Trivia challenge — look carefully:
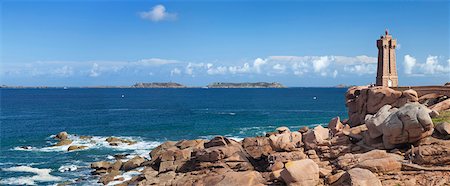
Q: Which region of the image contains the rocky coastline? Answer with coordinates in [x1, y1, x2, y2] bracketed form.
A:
[56, 86, 449, 186]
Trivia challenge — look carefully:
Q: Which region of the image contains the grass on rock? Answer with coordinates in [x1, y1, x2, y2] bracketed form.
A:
[433, 110, 450, 124]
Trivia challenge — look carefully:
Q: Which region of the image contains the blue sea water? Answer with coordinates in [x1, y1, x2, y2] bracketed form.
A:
[0, 88, 348, 185]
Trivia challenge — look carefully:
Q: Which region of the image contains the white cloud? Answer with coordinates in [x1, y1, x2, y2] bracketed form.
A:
[207, 66, 228, 75]
[343, 64, 376, 75]
[171, 55, 378, 77]
[312, 56, 331, 72]
[332, 70, 338, 78]
[404, 55, 416, 74]
[170, 68, 181, 76]
[253, 58, 267, 73]
[53, 66, 74, 77]
[403, 55, 450, 75]
[272, 63, 286, 73]
[89, 63, 100, 77]
[139, 5, 177, 22]
[133, 58, 178, 66]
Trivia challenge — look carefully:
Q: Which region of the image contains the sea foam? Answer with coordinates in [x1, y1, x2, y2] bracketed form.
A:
[13, 134, 161, 156]
[0, 166, 62, 185]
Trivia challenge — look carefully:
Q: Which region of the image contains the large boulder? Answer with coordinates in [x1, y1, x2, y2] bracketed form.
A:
[67, 145, 88, 151]
[280, 159, 319, 186]
[175, 139, 205, 150]
[268, 129, 302, 152]
[332, 168, 382, 186]
[242, 137, 273, 159]
[106, 137, 136, 146]
[328, 117, 344, 136]
[406, 137, 450, 165]
[303, 125, 330, 150]
[55, 131, 69, 140]
[121, 156, 145, 171]
[336, 150, 402, 173]
[429, 99, 450, 112]
[204, 136, 233, 148]
[419, 93, 447, 106]
[150, 141, 177, 159]
[346, 86, 419, 126]
[54, 139, 72, 146]
[91, 161, 112, 175]
[202, 171, 265, 186]
[382, 102, 434, 149]
[365, 105, 398, 139]
[436, 122, 450, 135]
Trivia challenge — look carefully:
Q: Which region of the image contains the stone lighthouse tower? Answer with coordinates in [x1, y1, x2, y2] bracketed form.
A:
[376, 29, 398, 87]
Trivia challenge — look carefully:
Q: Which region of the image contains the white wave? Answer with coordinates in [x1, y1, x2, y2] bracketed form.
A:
[0, 166, 62, 185]
[107, 170, 142, 186]
[13, 146, 35, 151]
[228, 137, 244, 141]
[12, 134, 161, 155]
[58, 165, 77, 172]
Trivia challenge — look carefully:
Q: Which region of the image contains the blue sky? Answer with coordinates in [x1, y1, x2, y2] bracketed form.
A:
[1, 0, 449, 86]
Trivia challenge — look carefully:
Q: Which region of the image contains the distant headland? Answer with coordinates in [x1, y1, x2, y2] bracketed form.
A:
[0, 82, 286, 89]
[132, 82, 186, 88]
[207, 82, 285, 88]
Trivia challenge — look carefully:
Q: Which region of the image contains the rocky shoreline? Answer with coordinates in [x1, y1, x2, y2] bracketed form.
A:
[61, 86, 450, 186]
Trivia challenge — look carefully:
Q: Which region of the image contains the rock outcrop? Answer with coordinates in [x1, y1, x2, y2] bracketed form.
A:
[346, 86, 419, 126]
[332, 168, 382, 186]
[280, 159, 319, 186]
[381, 102, 434, 149]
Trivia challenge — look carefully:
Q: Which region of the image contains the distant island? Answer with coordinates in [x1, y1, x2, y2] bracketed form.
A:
[334, 84, 355, 88]
[131, 82, 186, 88]
[206, 82, 285, 88]
[0, 82, 285, 88]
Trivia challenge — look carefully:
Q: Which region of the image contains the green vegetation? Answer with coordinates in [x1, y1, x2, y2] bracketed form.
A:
[433, 110, 450, 124]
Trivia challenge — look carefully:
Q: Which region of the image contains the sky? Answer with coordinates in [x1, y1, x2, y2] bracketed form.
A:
[1, 0, 449, 87]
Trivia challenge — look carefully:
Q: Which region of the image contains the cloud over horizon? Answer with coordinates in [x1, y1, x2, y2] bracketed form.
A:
[403, 55, 450, 76]
[1, 55, 449, 86]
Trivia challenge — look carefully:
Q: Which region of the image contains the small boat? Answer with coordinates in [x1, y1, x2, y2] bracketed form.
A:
[63, 87, 68, 90]
[121, 94, 125, 98]
[313, 96, 317, 100]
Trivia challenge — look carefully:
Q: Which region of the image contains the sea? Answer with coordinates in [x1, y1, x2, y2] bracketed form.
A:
[0, 88, 348, 185]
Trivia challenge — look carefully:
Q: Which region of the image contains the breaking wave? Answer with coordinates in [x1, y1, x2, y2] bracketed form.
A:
[0, 166, 62, 185]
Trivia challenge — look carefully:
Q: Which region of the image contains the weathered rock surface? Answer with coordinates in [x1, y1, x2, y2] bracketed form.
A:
[430, 98, 450, 112]
[406, 137, 450, 165]
[365, 105, 398, 139]
[268, 129, 302, 152]
[336, 150, 402, 173]
[106, 137, 136, 146]
[121, 156, 145, 171]
[436, 122, 450, 135]
[328, 116, 344, 136]
[54, 139, 73, 146]
[55, 131, 69, 140]
[346, 86, 419, 126]
[332, 168, 382, 186]
[280, 159, 319, 186]
[67, 145, 88, 151]
[419, 93, 448, 106]
[242, 137, 273, 159]
[202, 171, 265, 186]
[382, 102, 434, 149]
[303, 125, 330, 150]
